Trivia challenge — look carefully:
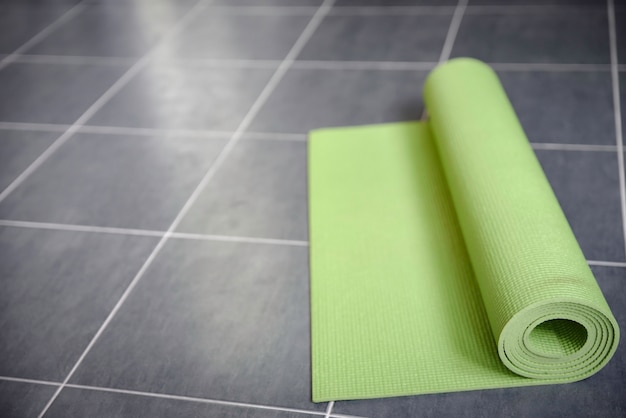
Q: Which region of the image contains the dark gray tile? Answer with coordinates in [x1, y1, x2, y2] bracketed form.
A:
[535, 150, 625, 262]
[70, 240, 324, 412]
[0, 380, 57, 418]
[0, 227, 158, 381]
[0, 133, 227, 230]
[178, 139, 307, 240]
[87, 64, 274, 130]
[0, 63, 127, 124]
[452, 10, 610, 64]
[334, 266, 626, 418]
[619, 64, 626, 110]
[158, 10, 312, 60]
[298, 14, 451, 62]
[0, 0, 80, 4]
[469, 0, 602, 4]
[497, 71, 614, 145]
[27, 2, 192, 58]
[83, 0, 197, 8]
[47, 387, 320, 418]
[616, 8, 626, 65]
[0, 130, 58, 192]
[0, 2, 76, 54]
[209, 0, 322, 5]
[249, 69, 428, 133]
[335, 0, 457, 5]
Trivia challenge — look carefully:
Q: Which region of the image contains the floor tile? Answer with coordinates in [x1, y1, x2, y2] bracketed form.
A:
[27, 2, 191, 58]
[0, 2, 77, 54]
[157, 9, 312, 60]
[83, 0, 197, 9]
[333, 266, 626, 418]
[0, 227, 158, 381]
[535, 150, 625, 262]
[496, 71, 614, 145]
[0, 381, 57, 418]
[0, 62, 127, 124]
[0, 130, 58, 192]
[70, 240, 324, 412]
[616, 9, 626, 65]
[0, 0, 81, 5]
[469, 0, 603, 4]
[451, 10, 610, 64]
[209, 0, 322, 5]
[47, 388, 321, 418]
[87, 64, 274, 130]
[177, 139, 308, 240]
[0, 132, 227, 230]
[335, 0, 457, 5]
[297, 14, 451, 62]
[249, 68, 428, 133]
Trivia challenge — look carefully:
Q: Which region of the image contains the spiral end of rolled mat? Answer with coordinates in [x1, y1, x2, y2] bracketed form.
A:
[499, 301, 620, 381]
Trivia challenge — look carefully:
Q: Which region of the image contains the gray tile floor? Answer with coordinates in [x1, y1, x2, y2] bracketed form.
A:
[0, 0, 624, 417]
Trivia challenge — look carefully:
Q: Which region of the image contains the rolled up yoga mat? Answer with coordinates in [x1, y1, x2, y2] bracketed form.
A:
[308, 58, 620, 402]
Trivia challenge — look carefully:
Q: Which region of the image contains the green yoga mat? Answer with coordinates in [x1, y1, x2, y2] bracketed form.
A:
[308, 58, 620, 402]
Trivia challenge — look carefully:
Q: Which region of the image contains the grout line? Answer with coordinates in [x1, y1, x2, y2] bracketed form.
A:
[0, 220, 165, 238]
[438, 0, 468, 63]
[0, 121, 304, 142]
[171, 231, 309, 247]
[197, 5, 320, 15]
[9, 54, 136, 66]
[172, 58, 282, 69]
[587, 259, 626, 268]
[608, 0, 626, 261]
[0, 121, 71, 133]
[0, 1, 86, 71]
[328, 6, 455, 15]
[5, 55, 618, 72]
[292, 60, 437, 70]
[325, 401, 335, 418]
[63, 384, 327, 416]
[1, 120, 618, 150]
[463, 5, 606, 15]
[0, 376, 61, 387]
[36, 2, 334, 416]
[530, 143, 618, 152]
[489, 63, 611, 72]
[0, 220, 288, 247]
[0, 0, 209, 206]
[0, 219, 311, 248]
[0, 121, 233, 139]
[75, 125, 233, 138]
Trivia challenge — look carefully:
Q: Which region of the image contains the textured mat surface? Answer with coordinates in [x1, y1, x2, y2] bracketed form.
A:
[308, 58, 620, 402]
